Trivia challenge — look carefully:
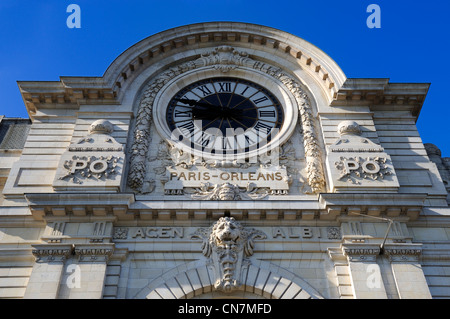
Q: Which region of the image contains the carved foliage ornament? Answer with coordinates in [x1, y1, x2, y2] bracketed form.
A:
[113, 228, 129, 240]
[198, 45, 250, 73]
[327, 227, 341, 240]
[127, 45, 325, 194]
[185, 182, 269, 200]
[191, 217, 266, 293]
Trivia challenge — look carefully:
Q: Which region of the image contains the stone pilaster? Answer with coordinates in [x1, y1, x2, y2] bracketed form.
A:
[24, 244, 73, 299]
[341, 243, 388, 299]
[58, 243, 114, 299]
[383, 244, 431, 299]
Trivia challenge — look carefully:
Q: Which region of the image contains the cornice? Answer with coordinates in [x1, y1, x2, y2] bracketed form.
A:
[74, 243, 115, 262]
[24, 193, 135, 221]
[382, 243, 423, 262]
[18, 22, 348, 118]
[319, 193, 427, 221]
[18, 22, 430, 125]
[31, 243, 73, 262]
[341, 243, 381, 262]
[29, 243, 115, 262]
[18, 78, 118, 117]
[104, 22, 347, 98]
[332, 78, 430, 120]
[22, 191, 440, 223]
[340, 243, 424, 263]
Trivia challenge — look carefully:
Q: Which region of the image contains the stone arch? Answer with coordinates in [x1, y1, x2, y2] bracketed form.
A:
[104, 22, 347, 104]
[133, 260, 324, 299]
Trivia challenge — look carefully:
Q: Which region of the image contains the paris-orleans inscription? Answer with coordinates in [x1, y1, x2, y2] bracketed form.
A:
[168, 169, 286, 185]
[165, 165, 290, 196]
[151, 140, 292, 198]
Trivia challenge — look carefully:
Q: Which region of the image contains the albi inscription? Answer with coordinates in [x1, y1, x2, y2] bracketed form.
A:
[272, 227, 314, 239]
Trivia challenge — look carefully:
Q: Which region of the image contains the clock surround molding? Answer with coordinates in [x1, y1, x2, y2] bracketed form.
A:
[127, 45, 326, 194]
[153, 67, 295, 161]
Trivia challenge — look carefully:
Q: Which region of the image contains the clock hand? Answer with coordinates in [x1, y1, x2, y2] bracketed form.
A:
[174, 98, 218, 109]
[175, 98, 243, 121]
[191, 106, 243, 121]
[176, 98, 237, 116]
[192, 108, 222, 120]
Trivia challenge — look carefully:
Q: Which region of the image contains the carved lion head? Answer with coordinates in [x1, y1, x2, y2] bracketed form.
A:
[211, 217, 243, 246]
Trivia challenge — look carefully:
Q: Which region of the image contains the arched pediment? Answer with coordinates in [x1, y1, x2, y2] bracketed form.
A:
[19, 22, 346, 126]
[133, 260, 324, 299]
[103, 22, 347, 105]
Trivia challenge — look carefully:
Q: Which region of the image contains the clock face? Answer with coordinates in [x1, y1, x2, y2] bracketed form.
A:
[166, 77, 284, 156]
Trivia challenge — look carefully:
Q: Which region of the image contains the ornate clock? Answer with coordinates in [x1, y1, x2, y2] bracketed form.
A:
[128, 45, 326, 196]
[166, 77, 284, 157]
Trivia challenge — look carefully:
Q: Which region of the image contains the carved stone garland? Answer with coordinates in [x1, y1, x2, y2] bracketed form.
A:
[251, 60, 325, 193]
[127, 45, 326, 194]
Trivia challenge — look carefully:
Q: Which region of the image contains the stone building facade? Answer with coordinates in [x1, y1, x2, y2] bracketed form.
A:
[0, 22, 449, 299]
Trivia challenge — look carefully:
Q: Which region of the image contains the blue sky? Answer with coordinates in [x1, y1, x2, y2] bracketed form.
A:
[0, 0, 449, 156]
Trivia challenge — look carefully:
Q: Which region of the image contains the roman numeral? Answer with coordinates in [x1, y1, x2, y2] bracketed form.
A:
[221, 137, 233, 150]
[254, 121, 273, 134]
[195, 132, 213, 147]
[240, 86, 249, 95]
[244, 135, 255, 144]
[218, 82, 232, 92]
[175, 110, 191, 117]
[253, 96, 269, 105]
[177, 121, 195, 136]
[259, 110, 276, 118]
[196, 85, 212, 96]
